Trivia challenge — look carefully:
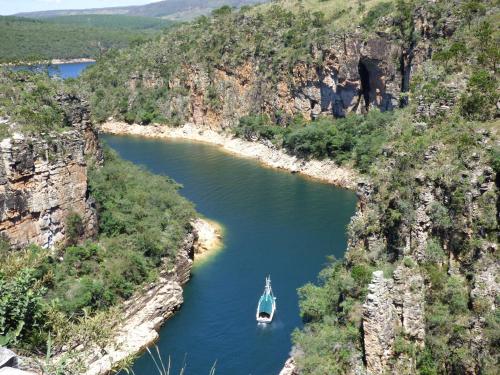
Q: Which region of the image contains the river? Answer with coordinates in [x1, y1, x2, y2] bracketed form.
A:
[103, 134, 357, 375]
[11, 61, 94, 79]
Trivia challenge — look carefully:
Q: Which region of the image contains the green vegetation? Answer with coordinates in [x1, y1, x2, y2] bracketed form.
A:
[234, 110, 395, 172]
[79, 0, 499, 371]
[80, 2, 370, 124]
[0, 69, 69, 136]
[1, 0, 498, 372]
[45, 14, 173, 30]
[0, 15, 174, 63]
[289, 1, 499, 373]
[0, 149, 195, 355]
[17, 0, 264, 21]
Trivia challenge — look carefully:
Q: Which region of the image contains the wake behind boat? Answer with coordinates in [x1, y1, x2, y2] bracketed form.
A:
[256, 276, 276, 323]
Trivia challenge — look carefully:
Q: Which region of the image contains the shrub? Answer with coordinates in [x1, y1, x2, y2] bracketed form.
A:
[0, 269, 45, 346]
[350, 264, 373, 286]
[459, 70, 498, 121]
[445, 276, 469, 315]
[429, 202, 452, 232]
[360, 2, 394, 29]
[65, 212, 84, 245]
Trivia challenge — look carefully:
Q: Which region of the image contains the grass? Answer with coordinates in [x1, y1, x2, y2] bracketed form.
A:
[257, 0, 394, 29]
[120, 346, 217, 375]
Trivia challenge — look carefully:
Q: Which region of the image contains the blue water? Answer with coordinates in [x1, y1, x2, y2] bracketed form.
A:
[103, 135, 357, 375]
[11, 61, 94, 79]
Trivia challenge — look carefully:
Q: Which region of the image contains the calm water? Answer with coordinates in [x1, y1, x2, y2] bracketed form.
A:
[103, 135, 357, 375]
[11, 61, 94, 79]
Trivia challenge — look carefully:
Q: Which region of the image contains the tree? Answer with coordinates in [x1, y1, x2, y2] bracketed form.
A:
[461, 0, 486, 29]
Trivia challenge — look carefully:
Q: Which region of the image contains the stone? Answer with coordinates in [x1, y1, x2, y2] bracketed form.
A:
[362, 267, 425, 374]
[0, 368, 36, 375]
[362, 271, 395, 375]
[279, 357, 298, 375]
[0, 348, 17, 369]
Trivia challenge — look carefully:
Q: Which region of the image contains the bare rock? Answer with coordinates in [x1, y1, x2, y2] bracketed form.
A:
[0, 348, 17, 369]
[363, 267, 425, 375]
[0, 95, 101, 249]
[362, 271, 395, 374]
[279, 357, 298, 375]
[0, 368, 36, 375]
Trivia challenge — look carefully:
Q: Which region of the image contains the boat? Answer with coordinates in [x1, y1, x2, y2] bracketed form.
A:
[256, 276, 276, 323]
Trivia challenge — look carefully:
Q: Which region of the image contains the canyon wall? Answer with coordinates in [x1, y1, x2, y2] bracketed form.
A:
[0, 95, 101, 249]
[131, 33, 404, 131]
[353, 139, 497, 374]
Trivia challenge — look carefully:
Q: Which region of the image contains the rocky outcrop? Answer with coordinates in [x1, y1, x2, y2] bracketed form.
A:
[191, 217, 223, 261]
[157, 34, 402, 131]
[0, 96, 101, 249]
[279, 358, 298, 375]
[362, 266, 425, 375]
[0, 348, 35, 375]
[362, 271, 396, 374]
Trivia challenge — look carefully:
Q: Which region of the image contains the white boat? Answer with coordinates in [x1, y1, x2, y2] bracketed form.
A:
[256, 276, 276, 323]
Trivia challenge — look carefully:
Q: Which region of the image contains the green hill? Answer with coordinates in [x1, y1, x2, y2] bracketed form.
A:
[0, 15, 174, 63]
[45, 14, 173, 30]
[16, 0, 267, 21]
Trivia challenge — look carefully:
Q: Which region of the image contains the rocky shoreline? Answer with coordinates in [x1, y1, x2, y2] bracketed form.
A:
[100, 122, 360, 190]
[81, 218, 222, 375]
[192, 218, 224, 262]
[0, 219, 223, 375]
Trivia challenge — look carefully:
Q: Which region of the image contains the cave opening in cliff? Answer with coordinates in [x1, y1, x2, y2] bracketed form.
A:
[358, 60, 371, 111]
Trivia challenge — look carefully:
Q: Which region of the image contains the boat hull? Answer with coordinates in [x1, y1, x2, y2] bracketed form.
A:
[256, 298, 276, 323]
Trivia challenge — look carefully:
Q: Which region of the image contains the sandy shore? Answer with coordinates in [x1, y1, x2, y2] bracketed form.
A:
[100, 122, 360, 190]
[192, 218, 224, 262]
[50, 58, 96, 65]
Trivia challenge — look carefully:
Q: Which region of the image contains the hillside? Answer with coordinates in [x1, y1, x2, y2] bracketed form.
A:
[16, 0, 268, 21]
[80, 0, 499, 374]
[0, 15, 173, 63]
[45, 14, 173, 30]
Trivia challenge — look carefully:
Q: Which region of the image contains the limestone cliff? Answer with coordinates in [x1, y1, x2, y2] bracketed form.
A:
[131, 34, 404, 131]
[0, 95, 101, 249]
[354, 135, 498, 374]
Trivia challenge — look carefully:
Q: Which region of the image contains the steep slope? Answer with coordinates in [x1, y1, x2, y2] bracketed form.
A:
[83, 0, 499, 374]
[82, 1, 413, 127]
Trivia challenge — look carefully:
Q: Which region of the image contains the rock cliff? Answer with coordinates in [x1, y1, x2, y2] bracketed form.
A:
[132, 34, 404, 131]
[0, 95, 101, 249]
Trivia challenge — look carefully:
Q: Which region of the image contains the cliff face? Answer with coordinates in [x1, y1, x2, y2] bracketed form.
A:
[0, 95, 101, 249]
[350, 140, 499, 374]
[135, 34, 403, 131]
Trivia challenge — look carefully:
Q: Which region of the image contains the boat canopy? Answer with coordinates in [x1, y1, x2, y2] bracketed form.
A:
[258, 293, 274, 315]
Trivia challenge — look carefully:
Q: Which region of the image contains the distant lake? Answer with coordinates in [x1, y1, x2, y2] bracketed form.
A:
[11, 61, 94, 79]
